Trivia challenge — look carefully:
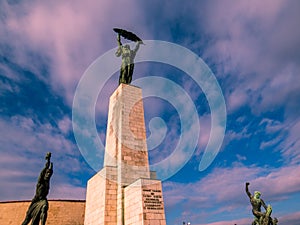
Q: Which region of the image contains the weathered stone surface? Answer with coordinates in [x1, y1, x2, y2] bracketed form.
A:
[104, 84, 150, 186]
[85, 84, 166, 225]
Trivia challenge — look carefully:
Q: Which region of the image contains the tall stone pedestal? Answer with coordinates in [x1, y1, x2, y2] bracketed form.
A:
[84, 84, 166, 225]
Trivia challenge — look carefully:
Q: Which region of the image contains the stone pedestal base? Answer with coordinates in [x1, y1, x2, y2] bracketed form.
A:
[84, 166, 117, 225]
[124, 179, 166, 225]
[85, 174, 166, 225]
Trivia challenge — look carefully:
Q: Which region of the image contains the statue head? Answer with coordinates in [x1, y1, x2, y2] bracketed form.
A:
[254, 191, 261, 199]
[124, 44, 130, 49]
[44, 168, 53, 181]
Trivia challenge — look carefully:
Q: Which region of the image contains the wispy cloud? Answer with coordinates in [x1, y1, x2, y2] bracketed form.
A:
[199, 0, 300, 115]
[1, 1, 299, 224]
[1, 0, 147, 104]
[164, 164, 300, 223]
[0, 115, 92, 201]
[279, 120, 300, 165]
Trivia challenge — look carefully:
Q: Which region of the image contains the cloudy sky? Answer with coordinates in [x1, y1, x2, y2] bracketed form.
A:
[1, 0, 300, 224]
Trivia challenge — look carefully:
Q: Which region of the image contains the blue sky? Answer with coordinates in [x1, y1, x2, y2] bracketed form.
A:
[1, 0, 300, 224]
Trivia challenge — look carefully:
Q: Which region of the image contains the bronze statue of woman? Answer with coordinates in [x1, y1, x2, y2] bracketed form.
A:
[113, 28, 143, 85]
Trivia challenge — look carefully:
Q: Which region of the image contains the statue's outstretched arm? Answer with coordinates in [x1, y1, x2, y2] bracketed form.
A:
[45, 152, 51, 168]
[115, 34, 122, 57]
[245, 182, 252, 198]
[133, 41, 141, 54]
[38, 165, 47, 184]
[117, 34, 122, 47]
[38, 152, 52, 183]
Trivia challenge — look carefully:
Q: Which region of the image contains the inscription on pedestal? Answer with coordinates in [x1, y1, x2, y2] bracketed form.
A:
[143, 189, 164, 211]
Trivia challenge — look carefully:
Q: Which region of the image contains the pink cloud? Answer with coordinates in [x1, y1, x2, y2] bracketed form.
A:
[58, 116, 72, 134]
[278, 211, 300, 225]
[279, 120, 300, 165]
[258, 118, 300, 165]
[2, 0, 148, 105]
[196, 217, 251, 225]
[164, 164, 300, 222]
[199, 0, 300, 114]
[227, 89, 248, 112]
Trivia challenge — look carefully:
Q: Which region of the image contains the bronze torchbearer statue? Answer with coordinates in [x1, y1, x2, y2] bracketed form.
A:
[113, 28, 143, 85]
[245, 182, 278, 225]
[21, 152, 53, 225]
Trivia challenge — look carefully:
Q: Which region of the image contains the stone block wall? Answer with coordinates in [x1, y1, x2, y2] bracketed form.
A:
[104, 84, 150, 186]
[84, 167, 118, 225]
[0, 200, 85, 225]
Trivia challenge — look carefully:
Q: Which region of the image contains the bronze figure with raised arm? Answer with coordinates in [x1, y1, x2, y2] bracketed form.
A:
[115, 30, 142, 85]
[245, 182, 278, 225]
[21, 152, 53, 225]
